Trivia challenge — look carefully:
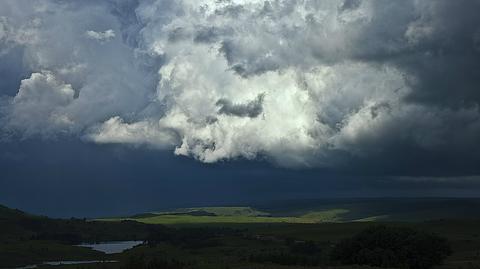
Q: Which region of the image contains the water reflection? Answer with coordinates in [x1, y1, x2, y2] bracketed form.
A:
[16, 260, 117, 269]
[77, 240, 144, 254]
[15, 241, 143, 268]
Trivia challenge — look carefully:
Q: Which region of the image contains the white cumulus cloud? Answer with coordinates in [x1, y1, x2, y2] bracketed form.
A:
[6, 71, 75, 136]
[85, 29, 116, 43]
[1, 0, 480, 170]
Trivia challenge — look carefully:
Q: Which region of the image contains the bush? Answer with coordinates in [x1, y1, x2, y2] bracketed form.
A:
[250, 251, 321, 266]
[288, 240, 321, 255]
[331, 225, 451, 269]
[146, 227, 238, 249]
[122, 254, 185, 269]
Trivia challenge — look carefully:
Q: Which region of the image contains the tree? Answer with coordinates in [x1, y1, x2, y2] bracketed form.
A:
[331, 225, 452, 269]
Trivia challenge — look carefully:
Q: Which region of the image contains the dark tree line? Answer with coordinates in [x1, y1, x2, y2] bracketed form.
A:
[3, 215, 156, 244]
[331, 225, 452, 269]
[146, 227, 241, 249]
[249, 251, 322, 266]
[122, 254, 187, 269]
[249, 240, 322, 266]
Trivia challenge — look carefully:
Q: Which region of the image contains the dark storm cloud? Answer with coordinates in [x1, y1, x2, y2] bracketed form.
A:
[194, 27, 222, 43]
[0, 0, 480, 181]
[216, 93, 265, 118]
[330, 1, 480, 108]
[108, 0, 144, 47]
[340, 0, 361, 11]
[3, 138, 479, 218]
[398, 1, 480, 107]
[219, 40, 281, 77]
[0, 47, 29, 96]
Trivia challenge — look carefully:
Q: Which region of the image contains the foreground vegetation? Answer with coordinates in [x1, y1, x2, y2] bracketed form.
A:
[331, 226, 452, 269]
[2, 199, 480, 269]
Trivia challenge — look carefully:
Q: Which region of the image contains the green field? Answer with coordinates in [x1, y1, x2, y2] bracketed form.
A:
[100, 207, 350, 225]
[99, 198, 480, 225]
[170, 207, 271, 216]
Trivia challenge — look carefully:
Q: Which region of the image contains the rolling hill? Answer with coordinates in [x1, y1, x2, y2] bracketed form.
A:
[101, 198, 480, 225]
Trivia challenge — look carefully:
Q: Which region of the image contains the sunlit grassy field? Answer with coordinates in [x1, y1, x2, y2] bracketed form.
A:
[99, 208, 351, 225]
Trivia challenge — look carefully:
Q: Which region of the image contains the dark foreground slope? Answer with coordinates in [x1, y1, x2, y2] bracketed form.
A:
[2, 200, 480, 269]
[0, 205, 156, 268]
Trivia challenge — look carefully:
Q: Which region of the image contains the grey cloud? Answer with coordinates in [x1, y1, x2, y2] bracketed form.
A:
[0, 0, 157, 134]
[370, 102, 391, 119]
[167, 27, 187, 42]
[340, 0, 361, 11]
[1, 0, 480, 178]
[108, 0, 142, 46]
[194, 27, 221, 43]
[216, 93, 265, 118]
[85, 29, 116, 43]
[219, 40, 280, 77]
[335, 1, 480, 108]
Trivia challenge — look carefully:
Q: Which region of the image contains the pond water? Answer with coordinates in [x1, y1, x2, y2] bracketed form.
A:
[77, 240, 144, 254]
[16, 260, 118, 269]
[15, 241, 143, 268]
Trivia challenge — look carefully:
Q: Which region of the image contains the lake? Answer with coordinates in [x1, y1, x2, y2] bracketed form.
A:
[77, 240, 144, 254]
[16, 260, 118, 269]
[15, 241, 143, 268]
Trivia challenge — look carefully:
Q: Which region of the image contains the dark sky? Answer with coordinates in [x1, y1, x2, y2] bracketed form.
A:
[2, 138, 479, 218]
[1, 0, 480, 217]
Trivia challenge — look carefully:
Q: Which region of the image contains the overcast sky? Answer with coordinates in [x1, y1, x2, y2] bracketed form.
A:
[1, 0, 480, 217]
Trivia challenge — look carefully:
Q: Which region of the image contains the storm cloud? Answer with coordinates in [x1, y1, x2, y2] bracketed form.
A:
[1, 0, 480, 176]
[216, 93, 265, 118]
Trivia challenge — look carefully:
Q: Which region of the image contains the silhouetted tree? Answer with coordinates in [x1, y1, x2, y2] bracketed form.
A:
[289, 240, 321, 255]
[331, 225, 452, 269]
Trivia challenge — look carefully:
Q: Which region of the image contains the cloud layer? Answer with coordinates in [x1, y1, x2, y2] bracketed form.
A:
[1, 0, 480, 172]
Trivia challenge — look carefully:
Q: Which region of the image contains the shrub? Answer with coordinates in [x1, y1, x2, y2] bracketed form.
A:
[250, 251, 321, 266]
[122, 254, 185, 269]
[331, 225, 451, 269]
[288, 240, 321, 255]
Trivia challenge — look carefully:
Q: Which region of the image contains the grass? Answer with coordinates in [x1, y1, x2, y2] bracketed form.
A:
[301, 209, 350, 222]
[100, 209, 351, 225]
[129, 207, 271, 218]
[257, 197, 480, 221]
[0, 240, 105, 268]
[178, 207, 270, 216]
[104, 198, 480, 225]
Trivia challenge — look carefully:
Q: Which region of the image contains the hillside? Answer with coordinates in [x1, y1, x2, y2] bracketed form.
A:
[136, 206, 270, 217]
[0, 204, 156, 268]
[105, 198, 480, 225]
[3, 201, 480, 268]
[0, 204, 30, 219]
[256, 197, 480, 221]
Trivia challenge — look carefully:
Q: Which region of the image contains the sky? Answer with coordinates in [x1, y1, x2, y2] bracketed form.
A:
[1, 0, 480, 217]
